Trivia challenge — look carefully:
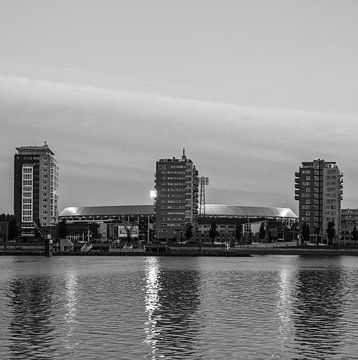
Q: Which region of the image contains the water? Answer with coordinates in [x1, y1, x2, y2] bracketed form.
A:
[0, 255, 358, 359]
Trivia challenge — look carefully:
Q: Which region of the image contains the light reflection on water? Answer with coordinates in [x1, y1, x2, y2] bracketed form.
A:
[0, 255, 358, 359]
[277, 264, 294, 357]
[144, 257, 161, 358]
[63, 271, 78, 352]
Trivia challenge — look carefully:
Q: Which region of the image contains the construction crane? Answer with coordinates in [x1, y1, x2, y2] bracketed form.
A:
[199, 176, 209, 216]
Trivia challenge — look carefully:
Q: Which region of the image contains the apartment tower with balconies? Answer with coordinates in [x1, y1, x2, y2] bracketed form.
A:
[154, 150, 199, 241]
[14, 143, 59, 238]
[295, 159, 343, 241]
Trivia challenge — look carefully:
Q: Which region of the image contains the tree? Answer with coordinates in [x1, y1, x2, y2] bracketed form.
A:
[259, 222, 266, 242]
[121, 219, 136, 245]
[56, 219, 68, 239]
[351, 226, 358, 243]
[234, 222, 242, 245]
[126, 227, 132, 243]
[209, 221, 218, 245]
[326, 221, 336, 247]
[8, 216, 18, 240]
[291, 221, 299, 242]
[185, 222, 193, 242]
[0, 215, 17, 241]
[301, 222, 310, 245]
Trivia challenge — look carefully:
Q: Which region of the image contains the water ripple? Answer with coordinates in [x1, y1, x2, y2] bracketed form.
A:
[0, 256, 358, 359]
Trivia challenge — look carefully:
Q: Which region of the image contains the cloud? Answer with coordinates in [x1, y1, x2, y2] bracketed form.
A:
[1, 74, 358, 213]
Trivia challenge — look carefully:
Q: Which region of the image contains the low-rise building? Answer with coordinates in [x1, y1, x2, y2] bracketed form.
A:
[340, 208, 358, 245]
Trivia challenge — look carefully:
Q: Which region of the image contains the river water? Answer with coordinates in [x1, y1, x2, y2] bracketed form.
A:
[0, 255, 357, 359]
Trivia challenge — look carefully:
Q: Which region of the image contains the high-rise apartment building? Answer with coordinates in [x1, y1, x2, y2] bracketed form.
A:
[154, 150, 199, 241]
[295, 159, 343, 240]
[14, 144, 59, 237]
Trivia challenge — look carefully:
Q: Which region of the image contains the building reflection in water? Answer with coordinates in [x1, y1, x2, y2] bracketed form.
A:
[276, 263, 295, 355]
[7, 275, 55, 359]
[143, 257, 202, 359]
[63, 270, 79, 352]
[293, 257, 345, 358]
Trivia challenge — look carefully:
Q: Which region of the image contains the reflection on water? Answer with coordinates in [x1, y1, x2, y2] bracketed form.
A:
[1, 256, 358, 359]
[276, 264, 295, 357]
[143, 257, 202, 359]
[63, 271, 78, 353]
[7, 276, 55, 359]
[144, 257, 161, 358]
[293, 258, 345, 358]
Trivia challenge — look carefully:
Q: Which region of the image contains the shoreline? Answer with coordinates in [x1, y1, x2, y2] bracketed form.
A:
[2, 247, 358, 256]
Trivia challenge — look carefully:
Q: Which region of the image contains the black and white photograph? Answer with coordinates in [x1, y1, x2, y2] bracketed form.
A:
[1, 1, 358, 359]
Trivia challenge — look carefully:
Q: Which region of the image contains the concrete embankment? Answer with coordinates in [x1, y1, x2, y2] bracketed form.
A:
[236, 247, 358, 256]
[50, 247, 358, 256]
[2, 245, 358, 256]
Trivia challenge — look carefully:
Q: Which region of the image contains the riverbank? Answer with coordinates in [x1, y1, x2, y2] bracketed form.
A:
[2, 246, 358, 256]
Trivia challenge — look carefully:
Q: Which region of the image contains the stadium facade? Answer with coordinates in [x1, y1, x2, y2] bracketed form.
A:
[59, 204, 298, 243]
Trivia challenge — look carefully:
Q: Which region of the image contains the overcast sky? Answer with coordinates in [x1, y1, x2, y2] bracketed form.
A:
[1, 0, 358, 214]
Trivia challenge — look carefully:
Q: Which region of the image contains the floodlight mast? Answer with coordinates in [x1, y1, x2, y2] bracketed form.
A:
[199, 176, 209, 217]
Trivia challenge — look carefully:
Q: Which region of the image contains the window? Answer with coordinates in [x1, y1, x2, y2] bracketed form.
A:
[306, 176, 311, 180]
[306, 200, 311, 204]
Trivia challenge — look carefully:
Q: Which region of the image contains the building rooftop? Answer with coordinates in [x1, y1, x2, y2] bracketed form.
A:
[59, 204, 297, 219]
[16, 143, 55, 155]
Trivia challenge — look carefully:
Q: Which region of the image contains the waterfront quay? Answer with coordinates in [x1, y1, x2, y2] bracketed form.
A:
[2, 242, 358, 256]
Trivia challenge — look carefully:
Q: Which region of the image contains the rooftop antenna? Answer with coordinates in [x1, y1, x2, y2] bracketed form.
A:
[182, 148, 186, 160]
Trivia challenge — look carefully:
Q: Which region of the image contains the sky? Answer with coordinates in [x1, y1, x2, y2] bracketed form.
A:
[1, 0, 358, 214]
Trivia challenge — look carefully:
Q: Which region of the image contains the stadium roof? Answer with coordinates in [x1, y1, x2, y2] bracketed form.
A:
[59, 204, 297, 219]
[205, 204, 297, 218]
[60, 205, 154, 217]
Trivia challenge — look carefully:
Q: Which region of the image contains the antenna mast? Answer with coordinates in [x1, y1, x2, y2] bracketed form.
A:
[199, 176, 209, 216]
